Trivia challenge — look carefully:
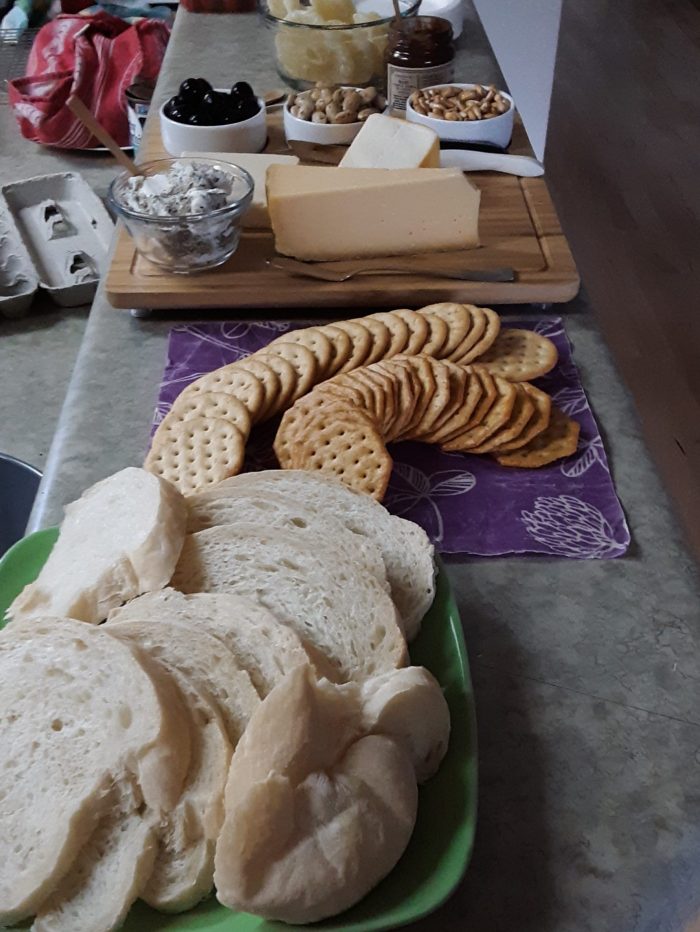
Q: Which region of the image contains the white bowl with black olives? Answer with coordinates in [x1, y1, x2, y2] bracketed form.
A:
[283, 84, 387, 145]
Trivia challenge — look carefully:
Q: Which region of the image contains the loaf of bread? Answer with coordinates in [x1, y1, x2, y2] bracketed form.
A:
[8, 468, 187, 624]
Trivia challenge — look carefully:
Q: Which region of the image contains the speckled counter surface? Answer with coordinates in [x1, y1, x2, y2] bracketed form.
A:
[0, 101, 117, 468]
[27, 8, 700, 932]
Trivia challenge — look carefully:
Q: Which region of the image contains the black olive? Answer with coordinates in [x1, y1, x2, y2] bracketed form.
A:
[231, 81, 255, 100]
[179, 78, 212, 103]
[238, 100, 260, 121]
[200, 90, 219, 110]
[187, 112, 202, 125]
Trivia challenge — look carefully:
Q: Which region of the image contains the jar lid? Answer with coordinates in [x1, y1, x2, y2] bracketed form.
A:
[388, 14, 454, 41]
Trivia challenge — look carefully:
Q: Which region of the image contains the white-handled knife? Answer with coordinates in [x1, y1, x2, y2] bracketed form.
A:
[440, 149, 545, 176]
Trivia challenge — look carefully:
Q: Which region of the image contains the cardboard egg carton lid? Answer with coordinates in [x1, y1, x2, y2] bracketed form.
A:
[0, 171, 114, 315]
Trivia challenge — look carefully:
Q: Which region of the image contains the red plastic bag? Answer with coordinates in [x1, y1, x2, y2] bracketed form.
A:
[8, 12, 169, 149]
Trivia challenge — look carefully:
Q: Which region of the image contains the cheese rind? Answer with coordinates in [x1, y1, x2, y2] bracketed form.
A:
[339, 114, 440, 169]
[267, 165, 480, 261]
[183, 152, 300, 228]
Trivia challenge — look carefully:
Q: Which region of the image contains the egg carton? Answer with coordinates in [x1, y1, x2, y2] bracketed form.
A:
[0, 172, 114, 317]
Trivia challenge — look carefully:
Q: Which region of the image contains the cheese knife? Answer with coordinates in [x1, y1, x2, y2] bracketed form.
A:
[288, 139, 544, 176]
[439, 149, 545, 176]
[269, 256, 516, 283]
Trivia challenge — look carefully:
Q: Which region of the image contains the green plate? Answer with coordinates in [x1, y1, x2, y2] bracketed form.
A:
[0, 532, 477, 932]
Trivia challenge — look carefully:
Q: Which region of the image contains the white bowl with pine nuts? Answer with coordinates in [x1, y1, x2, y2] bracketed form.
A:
[406, 84, 514, 148]
[283, 84, 386, 145]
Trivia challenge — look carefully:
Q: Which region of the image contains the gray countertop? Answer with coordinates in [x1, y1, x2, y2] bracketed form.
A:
[25, 8, 700, 932]
[0, 100, 117, 469]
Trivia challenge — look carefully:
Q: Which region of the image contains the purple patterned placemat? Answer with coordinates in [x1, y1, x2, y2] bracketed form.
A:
[153, 317, 630, 559]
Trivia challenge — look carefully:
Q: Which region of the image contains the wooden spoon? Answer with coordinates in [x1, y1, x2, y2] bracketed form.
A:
[67, 96, 141, 176]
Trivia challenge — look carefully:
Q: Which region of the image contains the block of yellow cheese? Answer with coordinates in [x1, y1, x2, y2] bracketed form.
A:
[339, 114, 440, 169]
[267, 165, 480, 261]
[183, 151, 300, 228]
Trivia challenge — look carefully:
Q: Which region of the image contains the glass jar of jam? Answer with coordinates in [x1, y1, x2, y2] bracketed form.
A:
[385, 16, 455, 111]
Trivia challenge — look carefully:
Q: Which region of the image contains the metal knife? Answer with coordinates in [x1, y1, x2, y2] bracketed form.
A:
[269, 256, 516, 283]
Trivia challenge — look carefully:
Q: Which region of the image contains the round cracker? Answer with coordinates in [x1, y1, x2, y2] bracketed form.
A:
[225, 359, 281, 422]
[445, 305, 487, 362]
[441, 376, 517, 451]
[403, 358, 454, 441]
[495, 383, 552, 452]
[249, 353, 299, 417]
[456, 307, 501, 363]
[264, 341, 319, 399]
[473, 328, 558, 381]
[420, 367, 484, 444]
[145, 414, 245, 496]
[170, 390, 252, 437]
[390, 355, 437, 437]
[318, 325, 354, 377]
[417, 303, 473, 357]
[467, 384, 535, 453]
[420, 314, 450, 357]
[357, 317, 392, 365]
[366, 311, 411, 357]
[494, 406, 579, 467]
[330, 320, 373, 372]
[374, 359, 422, 443]
[390, 309, 431, 355]
[269, 327, 335, 380]
[181, 366, 265, 421]
[287, 406, 392, 501]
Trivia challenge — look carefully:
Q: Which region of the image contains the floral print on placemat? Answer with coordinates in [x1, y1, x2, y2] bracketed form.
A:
[154, 316, 630, 559]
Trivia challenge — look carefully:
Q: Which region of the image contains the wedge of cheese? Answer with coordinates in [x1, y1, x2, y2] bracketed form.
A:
[267, 165, 480, 261]
[183, 152, 300, 228]
[339, 114, 440, 169]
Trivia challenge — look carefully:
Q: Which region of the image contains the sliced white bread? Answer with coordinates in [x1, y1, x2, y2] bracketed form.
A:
[108, 588, 309, 698]
[185, 470, 435, 640]
[214, 666, 417, 924]
[104, 619, 260, 911]
[360, 666, 451, 782]
[186, 489, 391, 594]
[32, 782, 158, 932]
[135, 645, 232, 912]
[105, 618, 260, 750]
[0, 617, 190, 924]
[171, 523, 407, 683]
[8, 468, 187, 624]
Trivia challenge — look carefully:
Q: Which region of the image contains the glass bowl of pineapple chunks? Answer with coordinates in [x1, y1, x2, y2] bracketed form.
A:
[260, 0, 420, 90]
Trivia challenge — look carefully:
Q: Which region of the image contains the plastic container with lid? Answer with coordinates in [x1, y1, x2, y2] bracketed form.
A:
[385, 15, 455, 111]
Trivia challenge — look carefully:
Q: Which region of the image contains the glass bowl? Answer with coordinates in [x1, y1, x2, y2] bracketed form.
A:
[259, 0, 421, 90]
[108, 158, 254, 273]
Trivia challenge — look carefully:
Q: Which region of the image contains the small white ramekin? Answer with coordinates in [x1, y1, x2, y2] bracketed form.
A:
[160, 94, 267, 156]
[282, 100, 364, 146]
[406, 84, 515, 148]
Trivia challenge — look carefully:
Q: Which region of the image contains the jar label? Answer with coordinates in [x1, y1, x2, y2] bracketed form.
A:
[387, 62, 455, 111]
[126, 100, 150, 153]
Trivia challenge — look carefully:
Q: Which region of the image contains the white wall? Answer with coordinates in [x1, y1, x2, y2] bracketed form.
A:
[472, 0, 562, 160]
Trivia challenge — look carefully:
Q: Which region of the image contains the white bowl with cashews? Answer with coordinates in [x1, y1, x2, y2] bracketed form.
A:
[283, 84, 387, 145]
[406, 83, 515, 148]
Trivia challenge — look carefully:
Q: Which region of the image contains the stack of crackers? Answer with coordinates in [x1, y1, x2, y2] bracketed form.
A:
[145, 304, 580, 498]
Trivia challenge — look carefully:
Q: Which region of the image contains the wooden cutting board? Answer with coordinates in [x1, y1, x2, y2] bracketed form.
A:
[105, 108, 579, 310]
